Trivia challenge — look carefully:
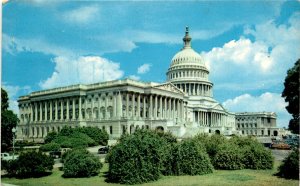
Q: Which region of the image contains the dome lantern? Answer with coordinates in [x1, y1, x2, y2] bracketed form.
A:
[183, 26, 192, 49]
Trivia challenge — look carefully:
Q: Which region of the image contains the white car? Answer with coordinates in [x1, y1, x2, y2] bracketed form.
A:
[1, 153, 18, 161]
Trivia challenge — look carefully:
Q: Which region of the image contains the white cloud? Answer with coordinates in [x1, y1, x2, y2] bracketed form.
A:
[202, 12, 300, 91]
[223, 92, 291, 128]
[62, 5, 100, 24]
[137, 63, 151, 74]
[128, 75, 140, 81]
[2, 33, 74, 56]
[39, 56, 124, 89]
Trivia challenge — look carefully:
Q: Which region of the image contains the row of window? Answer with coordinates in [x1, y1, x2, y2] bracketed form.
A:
[237, 123, 257, 128]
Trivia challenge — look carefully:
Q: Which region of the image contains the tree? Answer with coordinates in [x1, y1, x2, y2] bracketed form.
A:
[1, 88, 19, 151]
[282, 59, 300, 134]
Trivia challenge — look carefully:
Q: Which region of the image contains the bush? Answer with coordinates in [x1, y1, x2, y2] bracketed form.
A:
[213, 143, 244, 170]
[242, 144, 273, 169]
[193, 134, 227, 161]
[53, 133, 96, 148]
[107, 129, 169, 184]
[277, 148, 299, 179]
[170, 140, 213, 176]
[39, 142, 61, 152]
[3, 151, 54, 178]
[230, 136, 274, 169]
[62, 149, 102, 178]
[75, 127, 109, 146]
[44, 131, 58, 143]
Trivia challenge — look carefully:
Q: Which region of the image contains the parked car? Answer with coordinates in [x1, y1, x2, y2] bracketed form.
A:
[49, 151, 62, 159]
[1, 153, 18, 161]
[270, 142, 291, 150]
[98, 146, 109, 154]
[49, 148, 71, 159]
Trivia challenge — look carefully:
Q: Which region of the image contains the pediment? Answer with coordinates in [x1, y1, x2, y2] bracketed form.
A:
[153, 83, 184, 94]
[211, 103, 226, 111]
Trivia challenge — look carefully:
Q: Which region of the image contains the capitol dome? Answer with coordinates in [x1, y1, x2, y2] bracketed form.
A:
[170, 27, 206, 68]
[166, 27, 213, 98]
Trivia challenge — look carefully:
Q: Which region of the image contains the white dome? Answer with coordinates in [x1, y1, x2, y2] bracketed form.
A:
[170, 48, 205, 67]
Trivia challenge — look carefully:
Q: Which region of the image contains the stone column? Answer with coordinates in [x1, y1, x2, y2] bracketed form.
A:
[132, 93, 135, 118]
[105, 95, 108, 119]
[126, 93, 129, 118]
[176, 99, 180, 120]
[113, 93, 117, 118]
[55, 100, 58, 120]
[143, 96, 146, 118]
[50, 101, 53, 121]
[79, 97, 82, 120]
[159, 96, 162, 119]
[60, 100, 64, 120]
[66, 99, 69, 120]
[39, 102, 42, 122]
[181, 100, 184, 121]
[149, 95, 153, 119]
[137, 94, 141, 119]
[154, 95, 157, 119]
[30, 104, 33, 122]
[117, 91, 122, 118]
[72, 98, 75, 120]
[44, 101, 47, 121]
[172, 99, 176, 119]
[164, 97, 167, 119]
[168, 98, 171, 119]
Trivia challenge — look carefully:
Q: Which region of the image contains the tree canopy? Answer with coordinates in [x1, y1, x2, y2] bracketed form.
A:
[1, 88, 19, 151]
[282, 59, 299, 134]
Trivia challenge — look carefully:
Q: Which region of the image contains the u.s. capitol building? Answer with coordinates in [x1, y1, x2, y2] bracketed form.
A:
[17, 27, 282, 140]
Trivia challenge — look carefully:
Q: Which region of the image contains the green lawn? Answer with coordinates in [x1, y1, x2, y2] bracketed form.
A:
[1, 161, 298, 186]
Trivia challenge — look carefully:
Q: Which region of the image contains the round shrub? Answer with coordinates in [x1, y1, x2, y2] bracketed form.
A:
[107, 129, 169, 184]
[39, 142, 61, 152]
[171, 140, 213, 176]
[242, 144, 273, 169]
[230, 136, 274, 169]
[214, 143, 244, 170]
[62, 149, 102, 178]
[44, 131, 58, 143]
[277, 148, 299, 179]
[193, 134, 227, 160]
[3, 151, 54, 178]
[75, 127, 109, 146]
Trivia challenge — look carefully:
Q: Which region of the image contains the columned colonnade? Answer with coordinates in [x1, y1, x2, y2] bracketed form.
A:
[194, 111, 227, 127]
[18, 88, 187, 139]
[174, 83, 212, 96]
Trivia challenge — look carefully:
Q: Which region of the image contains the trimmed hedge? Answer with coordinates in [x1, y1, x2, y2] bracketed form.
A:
[213, 143, 244, 170]
[230, 136, 274, 169]
[171, 140, 213, 175]
[107, 130, 169, 184]
[2, 151, 54, 178]
[277, 148, 299, 179]
[39, 142, 61, 152]
[62, 149, 102, 178]
[43, 126, 108, 148]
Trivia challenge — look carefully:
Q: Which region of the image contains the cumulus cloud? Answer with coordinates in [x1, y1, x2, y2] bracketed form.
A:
[62, 5, 100, 24]
[203, 12, 300, 92]
[137, 63, 151, 74]
[223, 92, 291, 128]
[39, 56, 124, 89]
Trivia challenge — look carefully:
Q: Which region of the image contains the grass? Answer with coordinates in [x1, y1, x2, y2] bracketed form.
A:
[1, 161, 299, 186]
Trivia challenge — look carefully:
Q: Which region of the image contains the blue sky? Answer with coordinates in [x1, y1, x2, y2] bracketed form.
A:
[2, 0, 300, 128]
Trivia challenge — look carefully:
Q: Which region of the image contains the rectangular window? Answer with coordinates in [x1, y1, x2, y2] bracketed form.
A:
[110, 126, 113, 135]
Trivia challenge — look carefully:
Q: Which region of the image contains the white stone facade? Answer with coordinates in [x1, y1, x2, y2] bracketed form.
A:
[17, 27, 278, 140]
[235, 112, 280, 136]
